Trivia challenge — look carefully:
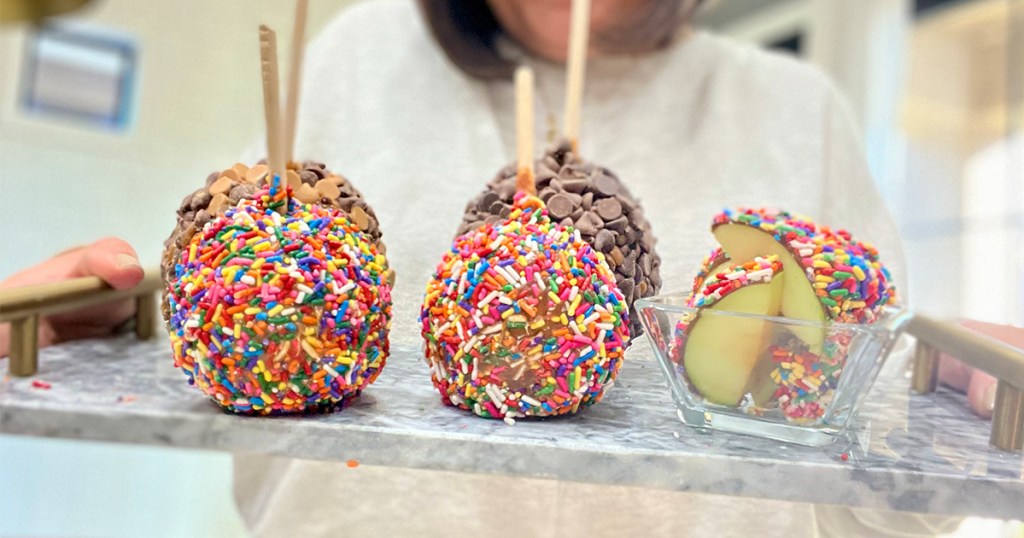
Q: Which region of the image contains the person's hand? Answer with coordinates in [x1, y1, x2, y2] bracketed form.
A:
[938, 320, 1024, 419]
[0, 238, 144, 357]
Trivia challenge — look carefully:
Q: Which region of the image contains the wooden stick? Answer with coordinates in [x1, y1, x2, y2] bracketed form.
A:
[563, 0, 591, 153]
[284, 0, 308, 164]
[515, 65, 536, 195]
[259, 25, 286, 180]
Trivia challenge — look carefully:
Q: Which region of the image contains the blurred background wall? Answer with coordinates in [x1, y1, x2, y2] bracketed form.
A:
[0, 1, 357, 536]
[1, 0, 1021, 536]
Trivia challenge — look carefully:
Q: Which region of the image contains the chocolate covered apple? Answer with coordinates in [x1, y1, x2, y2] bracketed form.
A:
[160, 161, 385, 321]
[457, 0, 661, 337]
[161, 18, 393, 414]
[457, 142, 660, 336]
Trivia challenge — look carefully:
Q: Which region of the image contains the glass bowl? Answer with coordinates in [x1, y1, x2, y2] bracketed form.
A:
[636, 293, 911, 446]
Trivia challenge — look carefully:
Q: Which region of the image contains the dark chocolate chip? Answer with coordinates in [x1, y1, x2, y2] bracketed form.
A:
[618, 255, 634, 276]
[595, 198, 622, 221]
[300, 170, 319, 186]
[606, 216, 629, 233]
[641, 233, 655, 252]
[581, 192, 594, 210]
[497, 182, 516, 199]
[640, 253, 653, 274]
[617, 277, 635, 300]
[575, 211, 602, 237]
[229, 183, 257, 203]
[479, 191, 500, 211]
[594, 229, 616, 253]
[592, 174, 620, 197]
[194, 209, 212, 228]
[561, 178, 588, 193]
[547, 193, 574, 219]
[617, 193, 637, 211]
[536, 171, 557, 188]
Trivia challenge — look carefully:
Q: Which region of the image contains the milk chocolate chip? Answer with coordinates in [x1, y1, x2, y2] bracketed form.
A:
[161, 159, 390, 323]
[454, 139, 662, 336]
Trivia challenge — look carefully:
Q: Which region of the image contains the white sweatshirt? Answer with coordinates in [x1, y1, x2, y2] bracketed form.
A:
[233, 1, 922, 536]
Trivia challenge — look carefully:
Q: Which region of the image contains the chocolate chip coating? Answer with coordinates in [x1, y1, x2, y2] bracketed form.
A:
[161, 160, 389, 322]
[455, 140, 661, 336]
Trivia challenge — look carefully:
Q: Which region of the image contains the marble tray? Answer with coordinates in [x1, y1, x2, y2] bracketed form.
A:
[1, 334, 1021, 519]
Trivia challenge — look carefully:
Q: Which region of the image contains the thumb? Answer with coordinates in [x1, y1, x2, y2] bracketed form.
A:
[76, 237, 145, 290]
[966, 369, 998, 420]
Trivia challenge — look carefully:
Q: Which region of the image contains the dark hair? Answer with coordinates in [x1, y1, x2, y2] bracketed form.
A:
[417, 0, 696, 80]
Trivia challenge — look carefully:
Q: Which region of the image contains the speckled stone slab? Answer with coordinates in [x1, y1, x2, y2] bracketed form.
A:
[1, 335, 1021, 519]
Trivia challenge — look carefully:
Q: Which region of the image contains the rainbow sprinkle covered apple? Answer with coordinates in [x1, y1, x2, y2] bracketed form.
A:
[671, 208, 896, 423]
[161, 160, 386, 321]
[164, 178, 392, 414]
[420, 193, 630, 423]
[456, 141, 661, 337]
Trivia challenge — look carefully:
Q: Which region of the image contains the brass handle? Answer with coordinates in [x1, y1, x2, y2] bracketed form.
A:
[0, 267, 163, 376]
[905, 314, 1024, 452]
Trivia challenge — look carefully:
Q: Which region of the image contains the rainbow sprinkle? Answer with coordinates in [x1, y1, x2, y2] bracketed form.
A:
[420, 193, 630, 422]
[686, 255, 783, 308]
[166, 177, 392, 414]
[712, 207, 895, 323]
[690, 247, 729, 295]
[769, 333, 852, 423]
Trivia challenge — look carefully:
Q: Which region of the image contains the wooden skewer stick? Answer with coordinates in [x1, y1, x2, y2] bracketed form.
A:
[259, 25, 286, 181]
[563, 0, 591, 153]
[515, 65, 536, 195]
[284, 0, 308, 164]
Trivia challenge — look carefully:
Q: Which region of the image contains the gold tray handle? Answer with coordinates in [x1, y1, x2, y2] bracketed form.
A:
[0, 268, 163, 377]
[906, 314, 1024, 452]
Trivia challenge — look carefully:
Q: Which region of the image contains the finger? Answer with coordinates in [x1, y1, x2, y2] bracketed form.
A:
[51, 320, 128, 344]
[959, 319, 1024, 348]
[966, 369, 998, 419]
[937, 355, 972, 393]
[48, 298, 137, 332]
[75, 237, 145, 290]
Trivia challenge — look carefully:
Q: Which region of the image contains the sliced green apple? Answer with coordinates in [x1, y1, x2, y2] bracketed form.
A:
[681, 265, 784, 406]
[713, 223, 826, 352]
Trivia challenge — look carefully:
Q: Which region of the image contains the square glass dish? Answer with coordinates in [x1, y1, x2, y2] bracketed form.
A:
[636, 293, 911, 446]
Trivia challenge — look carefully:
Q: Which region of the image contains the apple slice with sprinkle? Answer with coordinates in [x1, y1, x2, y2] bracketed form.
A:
[712, 208, 896, 353]
[674, 256, 784, 406]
